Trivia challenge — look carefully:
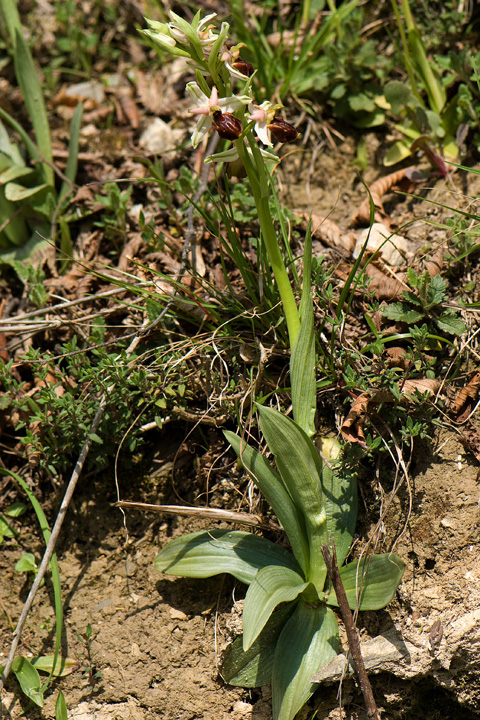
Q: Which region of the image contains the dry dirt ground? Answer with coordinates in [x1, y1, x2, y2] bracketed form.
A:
[2, 135, 480, 719]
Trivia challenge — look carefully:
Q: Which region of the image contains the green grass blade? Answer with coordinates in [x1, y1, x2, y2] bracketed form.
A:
[272, 602, 339, 720]
[153, 529, 302, 585]
[1, 469, 63, 695]
[243, 566, 309, 650]
[13, 29, 54, 186]
[225, 431, 310, 575]
[59, 103, 83, 204]
[291, 224, 316, 437]
[326, 553, 404, 610]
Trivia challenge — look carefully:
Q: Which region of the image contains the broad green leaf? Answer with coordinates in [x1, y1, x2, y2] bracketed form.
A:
[55, 690, 68, 720]
[257, 406, 328, 589]
[384, 81, 413, 115]
[225, 431, 309, 575]
[291, 225, 316, 438]
[316, 438, 357, 567]
[0, 188, 28, 248]
[5, 181, 49, 202]
[31, 655, 77, 677]
[326, 553, 404, 611]
[382, 303, 424, 324]
[384, 140, 412, 166]
[5, 502, 26, 517]
[243, 566, 309, 650]
[154, 529, 302, 585]
[272, 602, 339, 720]
[0, 165, 33, 184]
[435, 313, 466, 336]
[0, 514, 17, 542]
[221, 603, 295, 687]
[15, 552, 37, 573]
[11, 657, 44, 707]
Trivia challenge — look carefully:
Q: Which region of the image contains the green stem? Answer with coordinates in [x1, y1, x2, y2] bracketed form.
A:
[235, 137, 300, 347]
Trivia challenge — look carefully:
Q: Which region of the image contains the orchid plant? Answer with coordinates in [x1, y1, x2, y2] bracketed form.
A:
[142, 12, 405, 720]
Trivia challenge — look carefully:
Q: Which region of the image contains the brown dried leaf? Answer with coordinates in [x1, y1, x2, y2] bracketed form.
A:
[460, 421, 480, 465]
[350, 166, 417, 227]
[340, 392, 370, 445]
[384, 347, 411, 369]
[450, 372, 480, 423]
[116, 87, 140, 129]
[308, 213, 356, 254]
[401, 378, 440, 399]
[363, 264, 406, 300]
[423, 248, 443, 277]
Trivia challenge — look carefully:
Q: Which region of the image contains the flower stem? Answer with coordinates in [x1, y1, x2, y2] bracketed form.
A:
[235, 136, 300, 347]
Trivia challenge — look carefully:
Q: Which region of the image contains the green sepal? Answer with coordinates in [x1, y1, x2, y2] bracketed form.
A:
[325, 553, 404, 611]
[154, 529, 302, 585]
[243, 565, 309, 650]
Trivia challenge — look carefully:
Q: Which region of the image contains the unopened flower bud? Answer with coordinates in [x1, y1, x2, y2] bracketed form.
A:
[231, 57, 255, 77]
[267, 117, 298, 143]
[212, 111, 243, 140]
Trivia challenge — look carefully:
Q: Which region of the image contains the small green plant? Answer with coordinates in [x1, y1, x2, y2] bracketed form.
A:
[0, 502, 26, 545]
[0, 0, 82, 261]
[382, 267, 467, 336]
[384, 0, 468, 170]
[15, 552, 45, 587]
[74, 624, 103, 693]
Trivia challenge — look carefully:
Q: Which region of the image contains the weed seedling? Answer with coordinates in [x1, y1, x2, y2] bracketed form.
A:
[75, 624, 103, 693]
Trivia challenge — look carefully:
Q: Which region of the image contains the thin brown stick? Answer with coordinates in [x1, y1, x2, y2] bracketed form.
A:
[0, 395, 108, 691]
[321, 542, 380, 720]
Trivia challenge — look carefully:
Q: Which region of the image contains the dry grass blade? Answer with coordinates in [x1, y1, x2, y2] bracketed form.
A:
[114, 501, 267, 528]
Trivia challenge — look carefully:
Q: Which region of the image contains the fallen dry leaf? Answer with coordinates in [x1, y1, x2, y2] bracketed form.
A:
[450, 372, 480, 423]
[350, 166, 421, 227]
[341, 379, 440, 444]
[307, 213, 356, 254]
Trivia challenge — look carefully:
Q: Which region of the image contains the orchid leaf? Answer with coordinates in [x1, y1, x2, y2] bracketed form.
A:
[272, 602, 339, 720]
[154, 529, 302, 585]
[257, 406, 328, 590]
[221, 603, 295, 687]
[225, 431, 309, 575]
[243, 565, 309, 650]
[316, 437, 357, 568]
[326, 553, 404, 610]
